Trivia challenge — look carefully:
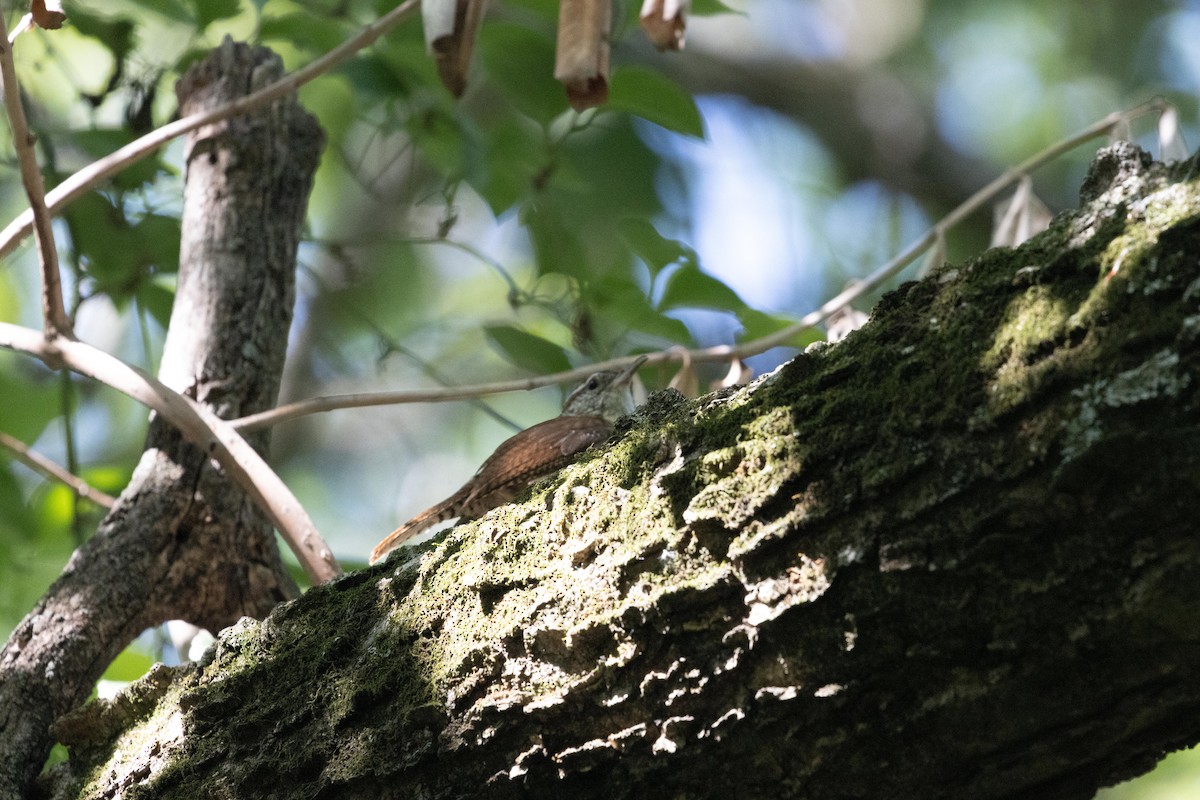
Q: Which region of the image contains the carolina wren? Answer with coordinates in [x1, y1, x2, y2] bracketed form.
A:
[369, 356, 646, 564]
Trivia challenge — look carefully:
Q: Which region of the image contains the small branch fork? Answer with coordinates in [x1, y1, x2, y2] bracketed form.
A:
[231, 98, 1175, 432]
[0, 322, 340, 581]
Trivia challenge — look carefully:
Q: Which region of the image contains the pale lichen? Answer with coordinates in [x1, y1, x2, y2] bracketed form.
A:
[1061, 348, 1190, 463]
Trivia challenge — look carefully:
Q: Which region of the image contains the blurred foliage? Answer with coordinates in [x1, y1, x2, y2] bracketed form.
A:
[0, 1, 1197, 793]
[1097, 747, 1200, 799]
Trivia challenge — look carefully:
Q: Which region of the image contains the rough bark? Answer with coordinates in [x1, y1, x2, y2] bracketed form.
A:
[0, 41, 322, 800]
[39, 144, 1200, 799]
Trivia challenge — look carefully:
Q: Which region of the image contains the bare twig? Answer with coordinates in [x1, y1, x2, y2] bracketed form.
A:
[0, 429, 117, 508]
[0, 322, 342, 583]
[0, 0, 420, 260]
[371, 323, 523, 432]
[719, 97, 1171, 358]
[230, 99, 1171, 432]
[234, 372, 612, 432]
[0, 11, 71, 336]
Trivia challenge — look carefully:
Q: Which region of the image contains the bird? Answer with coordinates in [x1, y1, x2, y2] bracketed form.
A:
[369, 356, 647, 564]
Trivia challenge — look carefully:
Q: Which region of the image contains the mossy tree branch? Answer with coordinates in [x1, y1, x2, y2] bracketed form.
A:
[44, 144, 1200, 799]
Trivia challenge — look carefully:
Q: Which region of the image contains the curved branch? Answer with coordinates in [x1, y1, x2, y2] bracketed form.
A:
[0, 322, 341, 583]
[0, 0, 420, 260]
[231, 99, 1172, 433]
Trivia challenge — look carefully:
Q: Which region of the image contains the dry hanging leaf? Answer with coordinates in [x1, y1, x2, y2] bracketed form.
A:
[422, 0, 488, 97]
[991, 175, 1052, 249]
[825, 305, 869, 343]
[713, 357, 751, 390]
[422, 0, 458, 43]
[1158, 105, 1190, 163]
[555, 0, 611, 111]
[1108, 115, 1133, 145]
[31, 0, 66, 29]
[668, 346, 699, 398]
[825, 279, 869, 343]
[640, 0, 688, 51]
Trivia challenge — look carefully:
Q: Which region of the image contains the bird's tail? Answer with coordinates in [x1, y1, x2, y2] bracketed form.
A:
[369, 494, 462, 565]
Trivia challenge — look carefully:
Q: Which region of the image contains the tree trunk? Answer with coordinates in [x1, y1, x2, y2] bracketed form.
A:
[0, 40, 322, 800]
[38, 144, 1200, 800]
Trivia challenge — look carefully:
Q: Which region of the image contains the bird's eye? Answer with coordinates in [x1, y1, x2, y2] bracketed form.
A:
[587, 377, 599, 390]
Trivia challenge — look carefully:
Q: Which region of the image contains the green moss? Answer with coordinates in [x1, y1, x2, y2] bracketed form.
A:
[981, 286, 1079, 416]
[60, 148, 1200, 798]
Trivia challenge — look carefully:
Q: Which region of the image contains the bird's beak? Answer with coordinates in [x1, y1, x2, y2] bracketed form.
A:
[615, 354, 648, 386]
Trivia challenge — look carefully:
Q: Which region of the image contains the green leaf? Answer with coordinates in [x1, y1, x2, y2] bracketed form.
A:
[336, 54, 409, 100]
[588, 277, 692, 344]
[132, 0, 194, 23]
[555, 115, 663, 221]
[136, 278, 177, 330]
[298, 74, 357, 146]
[0, 368, 57, 446]
[0, 272, 19, 321]
[102, 645, 156, 683]
[66, 195, 181, 302]
[406, 105, 465, 177]
[738, 309, 823, 349]
[34, 484, 78, 539]
[133, 214, 182, 275]
[484, 325, 573, 374]
[479, 115, 545, 215]
[479, 23, 567, 126]
[349, 24, 438, 104]
[692, 0, 739, 15]
[0, 473, 79, 640]
[259, 11, 349, 53]
[608, 67, 704, 139]
[65, 193, 132, 286]
[497, 0, 557, 20]
[620, 219, 697, 276]
[623, 0, 739, 25]
[0, 467, 33, 535]
[81, 464, 133, 499]
[405, 102, 485, 182]
[71, 130, 167, 189]
[659, 264, 746, 312]
[521, 202, 587, 278]
[174, 46, 212, 77]
[69, 10, 135, 60]
[192, 0, 241, 29]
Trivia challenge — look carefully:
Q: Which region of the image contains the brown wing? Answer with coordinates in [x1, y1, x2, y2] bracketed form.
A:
[463, 415, 613, 508]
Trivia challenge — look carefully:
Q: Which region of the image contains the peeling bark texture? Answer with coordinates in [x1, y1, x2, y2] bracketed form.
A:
[41, 144, 1200, 800]
[0, 40, 322, 800]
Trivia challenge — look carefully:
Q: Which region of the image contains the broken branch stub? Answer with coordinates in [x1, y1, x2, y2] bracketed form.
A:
[554, 0, 611, 111]
[422, 0, 488, 97]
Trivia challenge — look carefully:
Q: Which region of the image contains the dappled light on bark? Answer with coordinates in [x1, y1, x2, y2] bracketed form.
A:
[39, 145, 1200, 800]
